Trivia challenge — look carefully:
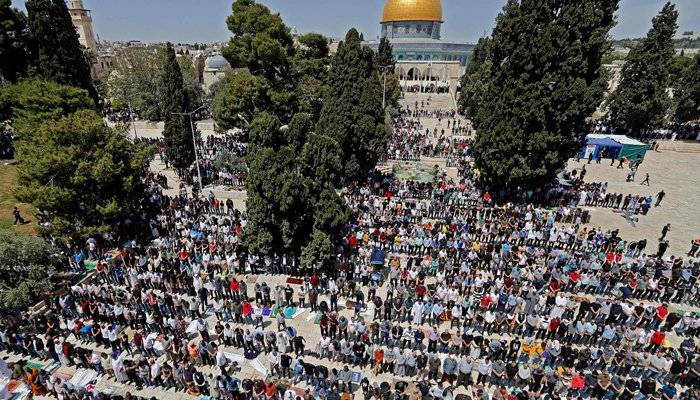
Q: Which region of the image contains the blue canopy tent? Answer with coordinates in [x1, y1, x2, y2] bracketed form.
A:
[580, 136, 623, 160]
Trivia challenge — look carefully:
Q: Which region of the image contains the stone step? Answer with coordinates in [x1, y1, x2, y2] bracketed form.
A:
[655, 140, 700, 153]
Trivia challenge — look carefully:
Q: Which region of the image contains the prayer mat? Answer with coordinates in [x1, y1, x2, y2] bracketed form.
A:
[284, 307, 297, 319]
[23, 362, 44, 371]
[286, 277, 304, 285]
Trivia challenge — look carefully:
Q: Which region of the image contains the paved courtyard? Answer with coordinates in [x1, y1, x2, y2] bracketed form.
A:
[567, 149, 700, 258]
[4, 91, 696, 400]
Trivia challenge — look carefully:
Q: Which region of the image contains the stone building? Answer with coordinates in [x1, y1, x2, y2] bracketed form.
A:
[365, 0, 474, 95]
[68, 0, 111, 80]
[203, 54, 231, 92]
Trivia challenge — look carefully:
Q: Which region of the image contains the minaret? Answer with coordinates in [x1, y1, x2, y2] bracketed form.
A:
[67, 0, 97, 53]
[67, 0, 102, 79]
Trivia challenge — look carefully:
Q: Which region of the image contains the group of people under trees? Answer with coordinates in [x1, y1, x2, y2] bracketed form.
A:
[3, 92, 700, 400]
[188, 135, 248, 189]
[387, 101, 471, 162]
[4, 156, 700, 400]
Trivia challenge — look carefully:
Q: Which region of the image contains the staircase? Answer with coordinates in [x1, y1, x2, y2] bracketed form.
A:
[656, 140, 700, 153]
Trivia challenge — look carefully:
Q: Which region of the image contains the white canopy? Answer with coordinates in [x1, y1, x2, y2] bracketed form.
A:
[587, 134, 646, 146]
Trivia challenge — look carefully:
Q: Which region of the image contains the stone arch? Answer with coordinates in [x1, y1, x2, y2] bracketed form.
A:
[439, 65, 449, 81]
[406, 67, 421, 81]
[424, 65, 439, 82]
[396, 66, 406, 80]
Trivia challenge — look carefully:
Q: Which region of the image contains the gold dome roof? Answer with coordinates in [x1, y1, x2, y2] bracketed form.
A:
[382, 0, 443, 23]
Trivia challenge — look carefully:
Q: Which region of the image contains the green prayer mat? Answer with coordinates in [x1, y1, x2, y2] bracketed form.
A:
[23, 362, 44, 371]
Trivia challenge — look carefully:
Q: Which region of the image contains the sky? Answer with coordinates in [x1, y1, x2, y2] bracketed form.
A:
[10, 0, 700, 44]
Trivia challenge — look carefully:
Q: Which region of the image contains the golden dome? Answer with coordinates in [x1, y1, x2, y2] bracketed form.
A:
[382, 0, 443, 23]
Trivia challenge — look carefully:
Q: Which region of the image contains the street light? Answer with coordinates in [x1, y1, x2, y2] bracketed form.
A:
[236, 113, 250, 127]
[377, 64, 393, 110]
[172, 104, 207, 196]
[127, 101, 138, 139]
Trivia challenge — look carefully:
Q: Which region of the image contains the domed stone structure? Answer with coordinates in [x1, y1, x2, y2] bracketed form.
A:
[365, 0, 473, 95]
[205, 54, 230, 71]
[381, 0, 443, 40]
[382, 0, 443, 23]
[203, 53, 231, 92]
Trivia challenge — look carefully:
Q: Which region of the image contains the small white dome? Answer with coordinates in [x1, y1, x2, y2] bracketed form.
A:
[205, 54, 230, 70]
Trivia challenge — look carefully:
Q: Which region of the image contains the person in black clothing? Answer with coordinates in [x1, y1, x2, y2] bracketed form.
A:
[657, 240, 670, 258]
[656, 190, 666, 207]
[660, 224, 671, 241]
[193, 370, 208, 396]
[280, 353, 292, 378]
[640, 376, 657, 397]
[284, 285, 294, 306]
[13, 207, 25, 225]
[293, 335, 305, 356]
[640, 173, 650, 186]
[637, 239, 647, 255]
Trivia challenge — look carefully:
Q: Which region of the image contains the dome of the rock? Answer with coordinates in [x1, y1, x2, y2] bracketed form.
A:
[382, 0, 443, 23]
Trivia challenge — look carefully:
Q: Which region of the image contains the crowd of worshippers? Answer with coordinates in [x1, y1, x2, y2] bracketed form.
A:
[574, 181, 666, 216]
[165, 135, 248, 189]
[102, 106, 139, 124]
[401, 84, 451, 94]
[387, 109, 471, 161]
[3, 180, 700, 400]
[3, 159, 700, 400]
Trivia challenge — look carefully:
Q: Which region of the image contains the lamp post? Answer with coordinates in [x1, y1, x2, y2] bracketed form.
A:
[377, 65, 393, 110]
[127, 101, 138, 139]
[172, 104, 207, 195]
[237, 113, 250, 127]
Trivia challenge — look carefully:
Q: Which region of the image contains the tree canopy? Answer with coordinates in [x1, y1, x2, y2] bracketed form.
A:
[25, 0, 97, 101]
[107, 45, 204, 121]
[212, 69, 270, 132]
[14, 108, 153, 238]
[222, 0, 294, 84]
[0, 79, 94, 136]
[375, 37, 395, 73]
[219, 2, 388, 268]
[466, 0, 618, 192]
[316, 28, 389, 181]
[458, 37, 491, 117]
[673, 53, 700, 123]
[177, 56, 204, 113]
[0, 0, 28, 82]
[607, 2, 678, 136]
[160, 42, 196, 170]
[217, 0, 329, 128]
[668, 54, 694, 89]
[107, 45, 165, 120]
[373, 37, 400, 110]
[0, 230, 61, 311]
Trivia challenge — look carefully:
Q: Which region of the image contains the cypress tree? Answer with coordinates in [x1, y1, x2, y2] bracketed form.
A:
[673, 54, 700, 123]
[0, 0, 28, 82]
[470, 0, 618, 193]
[160, 42, 195, 171]
[375, 37, 395, 72]
[316, 28, 388, 181]
[607, 2, 678, 137]
[457, 36, 491, 116]
[25, 0, 96, 101]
